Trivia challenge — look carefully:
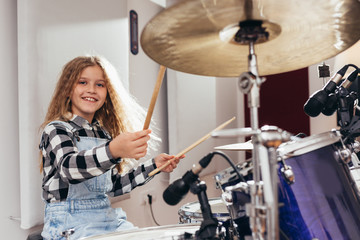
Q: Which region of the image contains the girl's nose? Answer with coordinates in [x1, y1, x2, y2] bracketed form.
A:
[87, 83, 96, 93]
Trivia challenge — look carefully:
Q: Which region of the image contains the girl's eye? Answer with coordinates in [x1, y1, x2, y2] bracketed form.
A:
[97, 83, 105, 87]
[79, 81, 86, 85]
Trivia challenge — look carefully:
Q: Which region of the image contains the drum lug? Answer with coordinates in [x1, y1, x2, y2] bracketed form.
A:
[338, 148, 352, 164]
[278, 155, 295, 185]
[222, 182, 249, 205]
[280, 165, 295, 185]
[222, 189, 233, 205]
[350, 140, 360, 155]
[337, 134, 353, 164]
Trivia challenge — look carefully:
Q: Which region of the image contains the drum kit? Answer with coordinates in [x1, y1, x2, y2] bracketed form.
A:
[87, 0, 360, 239]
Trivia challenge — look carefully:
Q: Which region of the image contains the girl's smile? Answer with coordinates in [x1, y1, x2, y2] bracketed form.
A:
[70, 65, 107, 123]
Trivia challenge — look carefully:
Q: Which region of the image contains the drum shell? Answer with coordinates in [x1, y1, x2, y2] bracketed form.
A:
[278, 135, 360, 240]
[222, 132, 360, 239]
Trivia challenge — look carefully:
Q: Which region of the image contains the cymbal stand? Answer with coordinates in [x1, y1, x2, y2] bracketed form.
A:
[236, 24, 281, 240]
[211, 20, 293, 239]
[238, 44, 276, 240]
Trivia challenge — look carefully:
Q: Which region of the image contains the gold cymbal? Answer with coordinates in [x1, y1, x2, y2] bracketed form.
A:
[214, 140, 253, 151]
[141, 0, 360, 77]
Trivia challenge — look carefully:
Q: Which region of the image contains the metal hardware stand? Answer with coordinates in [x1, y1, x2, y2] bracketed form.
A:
[238, 41, 288, 240]
[212, 20, 293, 240]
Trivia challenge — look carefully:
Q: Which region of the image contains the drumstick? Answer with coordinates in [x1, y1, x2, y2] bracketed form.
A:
[148, 116, 236, 177]
[143, 65, 166, 130]
[135, 66, 166, 160]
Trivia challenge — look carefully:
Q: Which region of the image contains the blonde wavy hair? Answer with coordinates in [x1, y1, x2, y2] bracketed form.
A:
[40, 55, 159, 173]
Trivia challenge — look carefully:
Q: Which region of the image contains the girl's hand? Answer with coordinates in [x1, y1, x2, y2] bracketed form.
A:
[154, 153, 185, 173]
[109, 129, 151, 159]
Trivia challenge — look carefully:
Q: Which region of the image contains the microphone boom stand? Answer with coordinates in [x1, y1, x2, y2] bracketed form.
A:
[190, 179, 220, 240]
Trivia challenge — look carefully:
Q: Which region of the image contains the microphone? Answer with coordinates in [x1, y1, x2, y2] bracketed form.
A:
[339, 69, 359, 89]
[321, 93, 337, 116]
[321, 69, 359, 116]
[163, 152, 214, 205]
[304, 65, 349, 117]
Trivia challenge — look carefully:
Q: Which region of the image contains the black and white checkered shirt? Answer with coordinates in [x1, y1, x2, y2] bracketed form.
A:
[40, 115, 157, 203]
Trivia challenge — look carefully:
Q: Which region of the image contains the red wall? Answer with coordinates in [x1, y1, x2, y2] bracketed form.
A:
[244, 68, 310, 137]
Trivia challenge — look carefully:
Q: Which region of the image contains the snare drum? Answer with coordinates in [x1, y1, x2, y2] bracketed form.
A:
[277, 131, 360, 240]
[178, 198, 230, 223]
[83, 223, 200, 240]
[83, 224, 200, 240]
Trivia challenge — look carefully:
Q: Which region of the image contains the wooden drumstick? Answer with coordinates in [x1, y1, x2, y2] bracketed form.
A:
[143, 65, 166, 130]
[148, 116, 236, 177]
[135, 66, 166, 160]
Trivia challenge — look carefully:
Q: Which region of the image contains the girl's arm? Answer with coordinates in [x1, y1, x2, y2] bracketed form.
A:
[41, 123, 118, 184]
[109, 154, 183, 196]
[109, 158, 157, 196]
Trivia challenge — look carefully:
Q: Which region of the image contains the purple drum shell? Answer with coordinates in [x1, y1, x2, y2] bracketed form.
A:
[278, 144, 360, 240]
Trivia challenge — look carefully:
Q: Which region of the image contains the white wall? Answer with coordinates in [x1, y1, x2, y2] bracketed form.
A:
[0, 0, 44, 239]
[112, 0, 230, 228]
[115, 0, 241, 229]
[17, 0, 131, 232]
[0, 0, 24, 238]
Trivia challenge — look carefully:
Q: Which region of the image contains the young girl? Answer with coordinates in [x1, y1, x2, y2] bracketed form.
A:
[39, 55, 183, 240]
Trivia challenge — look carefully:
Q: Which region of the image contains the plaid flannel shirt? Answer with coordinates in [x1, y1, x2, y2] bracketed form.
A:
[40, 115, 156, 203]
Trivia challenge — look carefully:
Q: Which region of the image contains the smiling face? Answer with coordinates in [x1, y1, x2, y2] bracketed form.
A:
[70, 65, 108, 123]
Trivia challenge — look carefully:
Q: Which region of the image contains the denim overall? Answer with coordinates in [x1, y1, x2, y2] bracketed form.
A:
[42, 122, 134, 240]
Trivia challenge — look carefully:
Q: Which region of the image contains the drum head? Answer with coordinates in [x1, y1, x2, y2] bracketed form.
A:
[83, 224, 200, 240]
[277, 131, 341, 159]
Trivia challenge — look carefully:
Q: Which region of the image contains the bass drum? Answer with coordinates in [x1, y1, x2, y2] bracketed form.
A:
[277, 131, 360, 240]
[83, 224, 200, 240]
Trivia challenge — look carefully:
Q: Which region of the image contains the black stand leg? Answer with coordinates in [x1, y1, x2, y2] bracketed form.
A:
[189, 180, 220, 240]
